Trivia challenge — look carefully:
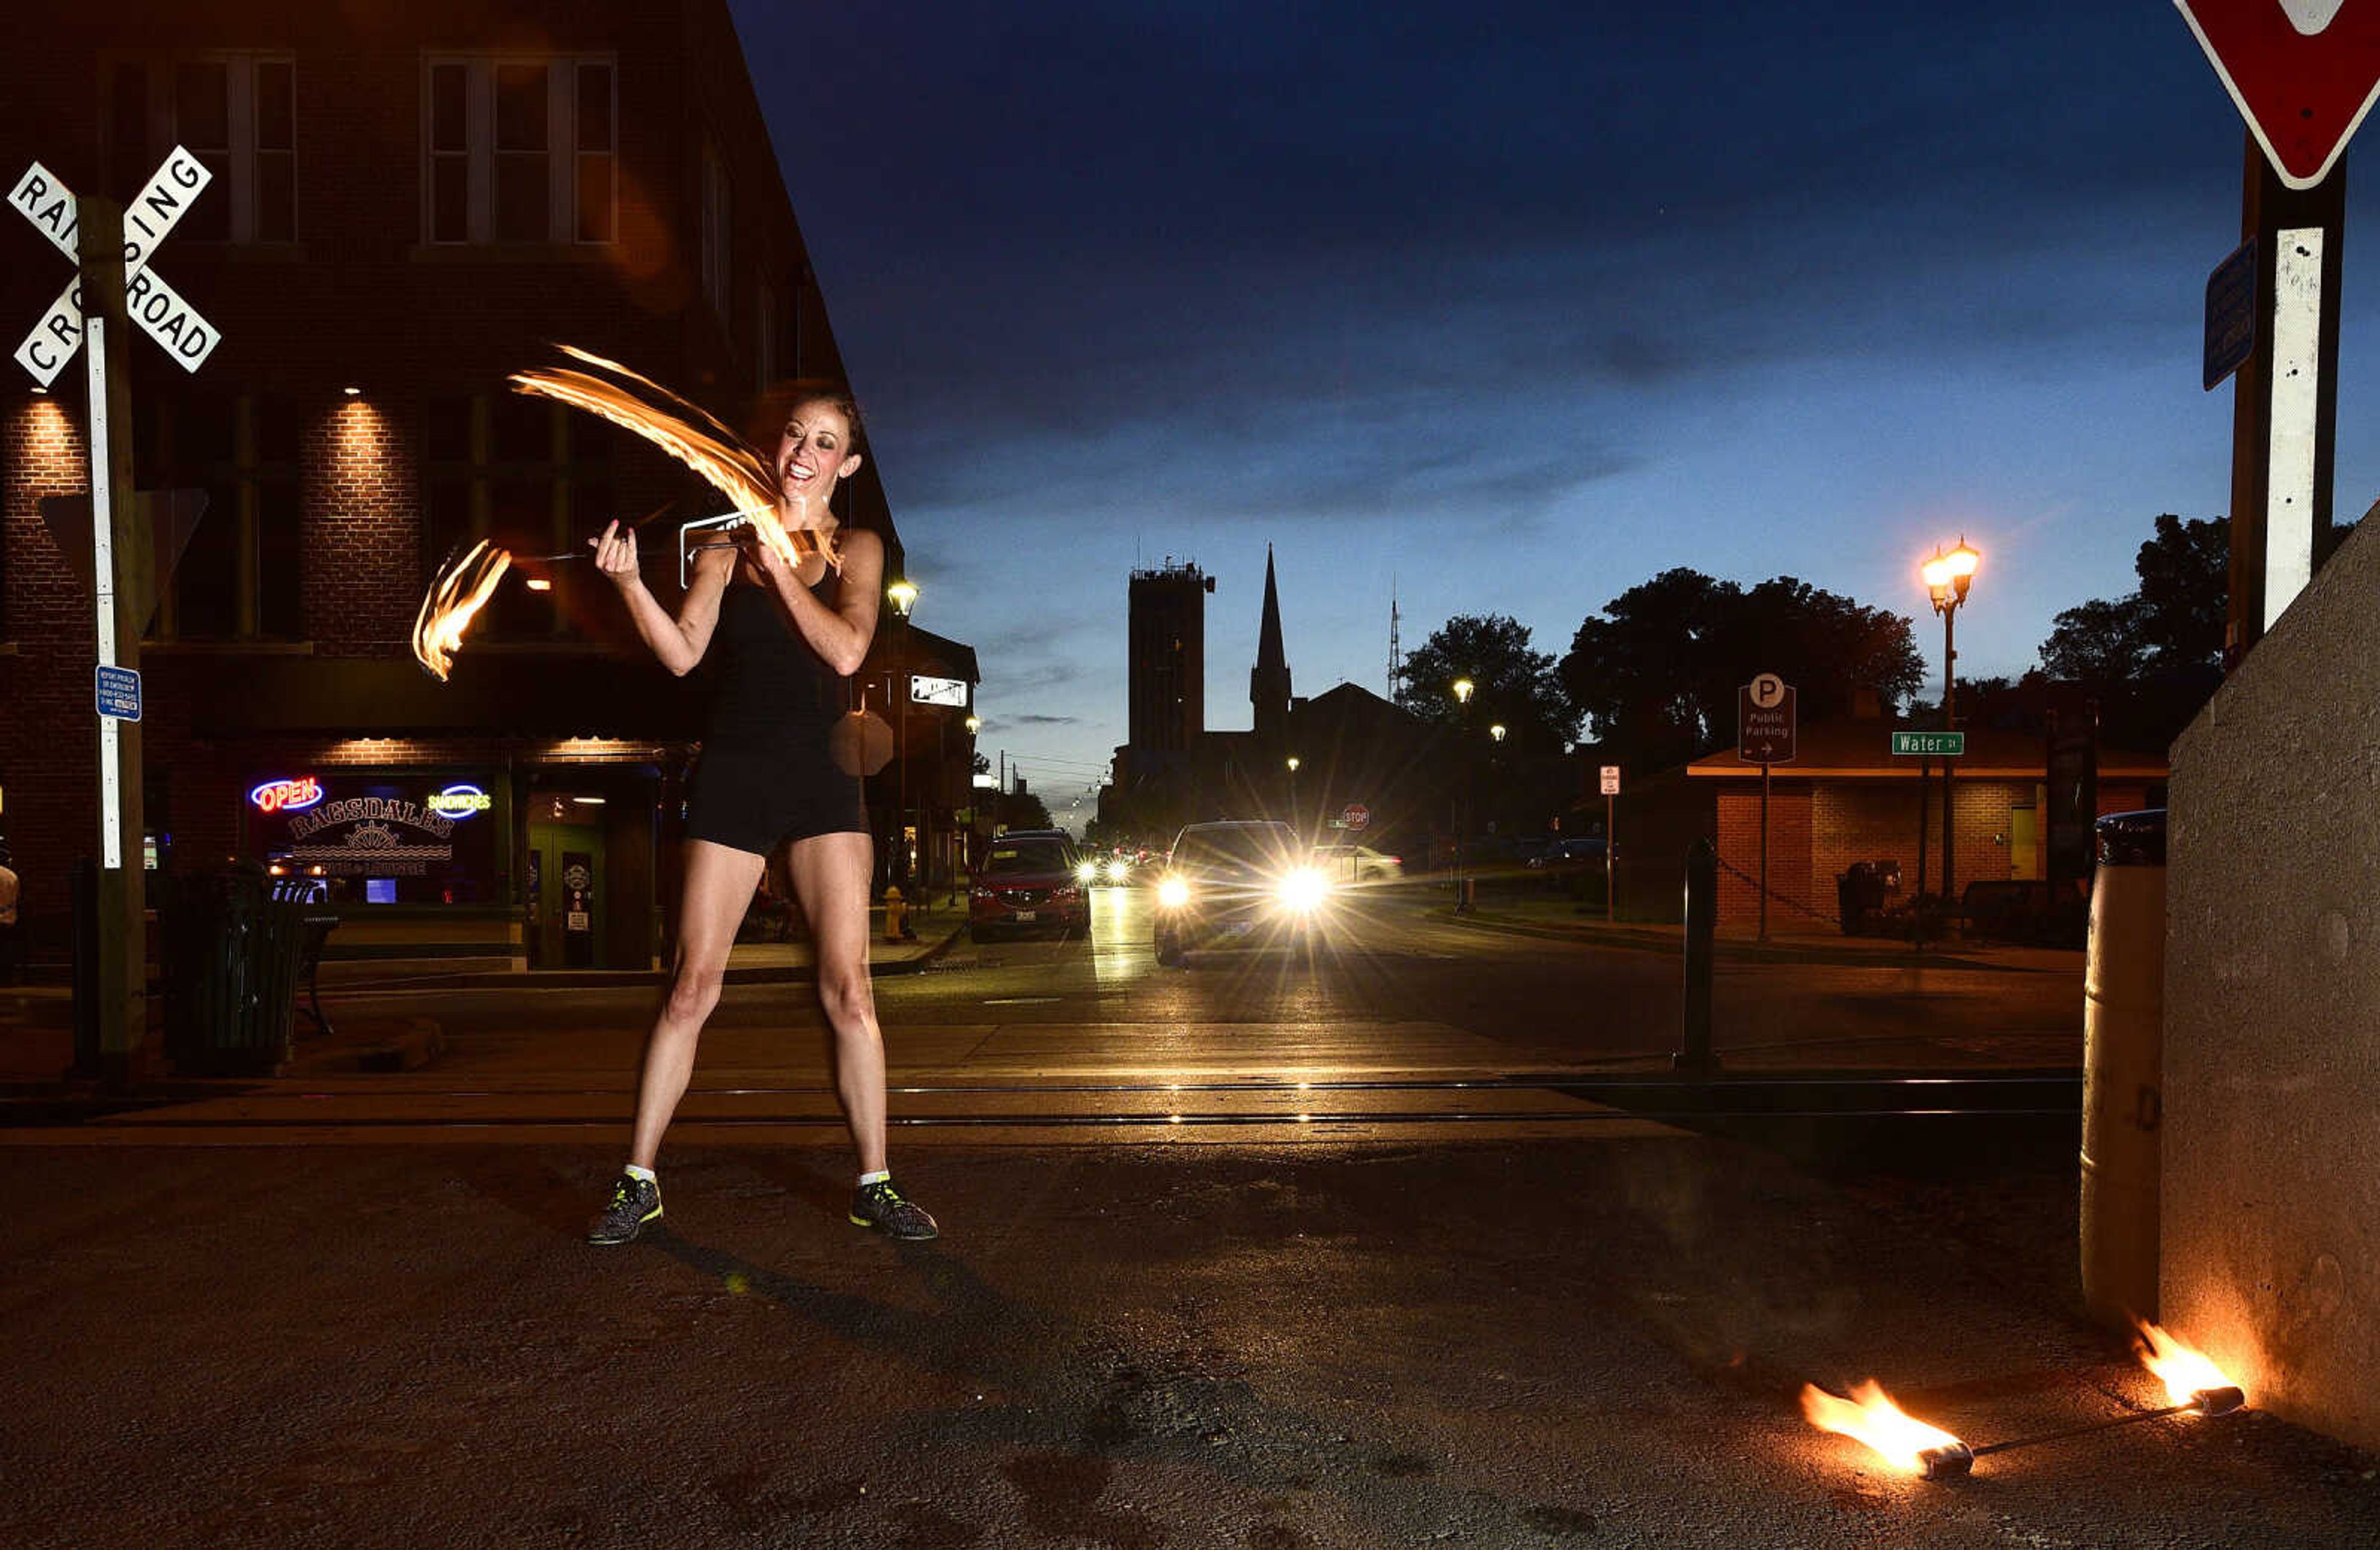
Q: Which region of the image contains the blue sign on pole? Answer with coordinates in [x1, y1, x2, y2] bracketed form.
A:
[95, 664, 142, 721]
[2204, 237, 2257, 392]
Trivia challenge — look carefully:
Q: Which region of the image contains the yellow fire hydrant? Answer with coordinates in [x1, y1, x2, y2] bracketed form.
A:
[883, 885, 907, 941]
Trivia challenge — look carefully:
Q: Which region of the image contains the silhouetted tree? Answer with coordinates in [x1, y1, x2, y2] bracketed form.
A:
[1396, 614, 1580, 752]
[2035, 513, 2355, 753]
[1559, 570, 1923, 773]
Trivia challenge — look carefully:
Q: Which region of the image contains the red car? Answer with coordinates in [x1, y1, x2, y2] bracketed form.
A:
[968, 833, 1091, 941]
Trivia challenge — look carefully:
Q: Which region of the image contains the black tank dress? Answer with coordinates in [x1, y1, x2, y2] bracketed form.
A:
[683, 574, 867, 855]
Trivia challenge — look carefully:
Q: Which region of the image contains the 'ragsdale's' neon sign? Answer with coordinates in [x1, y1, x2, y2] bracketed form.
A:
[250, 776, 324, 814]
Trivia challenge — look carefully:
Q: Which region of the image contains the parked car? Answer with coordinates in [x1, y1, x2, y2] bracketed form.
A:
[1310, 842, 1404, 884]
[1153, 820, 1333, 966]
[1526, 836, 1605, 872]
[969, 833, 1091, 941]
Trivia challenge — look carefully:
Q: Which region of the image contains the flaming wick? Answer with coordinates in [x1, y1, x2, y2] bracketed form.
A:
[1799, 1381, 1970, 1478]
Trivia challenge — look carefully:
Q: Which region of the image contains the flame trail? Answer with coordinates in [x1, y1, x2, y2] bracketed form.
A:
[412, 539, 512, 681]
[509, 347, 833, 572]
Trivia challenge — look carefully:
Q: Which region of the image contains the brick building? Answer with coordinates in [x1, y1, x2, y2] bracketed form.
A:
[2, 0, 974, 970]
[1605, 717, 2166, 930]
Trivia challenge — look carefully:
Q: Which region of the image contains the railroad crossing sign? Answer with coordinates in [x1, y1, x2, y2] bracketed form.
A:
[1736, 673, 1796, 765]
[2174, 0, 2380, 190]
[10, 148, 221, 385]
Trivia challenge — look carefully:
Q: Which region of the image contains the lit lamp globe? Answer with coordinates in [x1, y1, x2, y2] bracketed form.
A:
[1452, 677, 1475, 706]
[886, 578, 919, 617]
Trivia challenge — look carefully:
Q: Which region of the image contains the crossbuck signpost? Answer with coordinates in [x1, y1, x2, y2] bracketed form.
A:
[11, 147, 223, 1082]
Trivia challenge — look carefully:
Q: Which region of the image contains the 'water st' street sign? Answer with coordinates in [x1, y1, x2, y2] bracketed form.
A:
[1892, 731, 1964, 757]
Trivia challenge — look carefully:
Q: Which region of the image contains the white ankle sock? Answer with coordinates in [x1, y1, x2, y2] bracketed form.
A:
[624, 1163, 657, 1184]
[858, 1169, 891, 1187]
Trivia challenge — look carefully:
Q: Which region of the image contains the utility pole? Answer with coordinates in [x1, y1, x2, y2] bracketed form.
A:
[79, 198, 152, 1085]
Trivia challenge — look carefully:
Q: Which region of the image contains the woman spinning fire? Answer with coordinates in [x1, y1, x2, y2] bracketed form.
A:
[583, 381, 937, 1245]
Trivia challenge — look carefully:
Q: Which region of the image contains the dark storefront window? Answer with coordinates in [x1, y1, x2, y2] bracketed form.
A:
[136, 392, 304, 640]
[246, 770, 502, 906]
[421, 391, 616, 643]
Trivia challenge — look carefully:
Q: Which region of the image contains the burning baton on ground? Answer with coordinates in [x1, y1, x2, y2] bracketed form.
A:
[1800, 1319, 2246, 1481]
[410, 345, 836, 682]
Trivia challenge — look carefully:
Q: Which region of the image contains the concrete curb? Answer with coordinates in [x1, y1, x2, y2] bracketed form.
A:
[325, 922, 971, 992]
[1436, 905, 2076, 974]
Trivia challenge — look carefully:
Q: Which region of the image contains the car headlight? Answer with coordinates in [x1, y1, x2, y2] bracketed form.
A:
[1075, 862, 1100, 883]
[1104, 860, 1125, 881]
[1157, 876, 1191, 909]
[1277, 867, 1331, 912]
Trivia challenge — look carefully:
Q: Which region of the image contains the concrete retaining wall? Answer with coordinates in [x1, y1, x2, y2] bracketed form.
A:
[2164, 519, 2380, 1451]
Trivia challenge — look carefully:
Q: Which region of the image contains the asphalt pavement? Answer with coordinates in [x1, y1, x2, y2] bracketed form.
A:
[2, 884, 2373, 1546]
[6, 1135, 2376, 1549]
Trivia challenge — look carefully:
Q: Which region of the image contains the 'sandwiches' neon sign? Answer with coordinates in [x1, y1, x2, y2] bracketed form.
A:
[428, 783, 492, 817]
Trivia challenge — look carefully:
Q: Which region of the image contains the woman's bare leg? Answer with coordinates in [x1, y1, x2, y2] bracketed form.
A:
[783, 830, 886, 1173]
[628, 840, 765, 1170]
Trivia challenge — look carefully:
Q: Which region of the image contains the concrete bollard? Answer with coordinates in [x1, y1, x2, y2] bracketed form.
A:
[2081, 808, 2165, 1328]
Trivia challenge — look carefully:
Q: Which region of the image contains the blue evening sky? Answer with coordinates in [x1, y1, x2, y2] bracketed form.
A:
[727, 1, 2380, 827]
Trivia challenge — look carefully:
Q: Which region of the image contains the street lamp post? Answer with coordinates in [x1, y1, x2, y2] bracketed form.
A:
[1285, 755, 1300, 841]
[886, 577, 919, 897]
[1921, 539, 1980, 917]
[963, 713, 982, 897]
[1452, 677, 1476, 912]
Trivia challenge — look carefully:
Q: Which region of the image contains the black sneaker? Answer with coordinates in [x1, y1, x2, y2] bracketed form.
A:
[586, 1173, 662, 1245]
[849, 1178, 938, 1240]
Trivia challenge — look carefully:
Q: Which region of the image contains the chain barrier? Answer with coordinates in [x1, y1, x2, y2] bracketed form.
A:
[1711, 852, 1844, 928]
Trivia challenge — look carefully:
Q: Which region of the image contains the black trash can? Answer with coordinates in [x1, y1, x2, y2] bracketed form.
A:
[1836, 860, 1874, 934]
[159, 865, 314, 1076]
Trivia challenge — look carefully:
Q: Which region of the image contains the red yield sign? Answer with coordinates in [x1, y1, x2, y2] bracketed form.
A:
[2174, 0, 2380, 188]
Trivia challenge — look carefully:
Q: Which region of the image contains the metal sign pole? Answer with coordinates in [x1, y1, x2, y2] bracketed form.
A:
[1605, 790, 1615, 924]
[2226, 136, 2345, 664]
[1758, 760, 1771, 943]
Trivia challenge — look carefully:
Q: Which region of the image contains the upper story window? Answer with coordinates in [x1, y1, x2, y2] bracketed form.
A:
[104, 53, 296, 243]
[425, 56, 616, 245]
[700, 141, 731, 319]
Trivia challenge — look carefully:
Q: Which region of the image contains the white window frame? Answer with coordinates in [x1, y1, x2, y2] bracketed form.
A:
[422, 53, 617, 245]
[701, 141, 731, 320]
[105, 51, 297, 244]
[756, 281, 777, 391]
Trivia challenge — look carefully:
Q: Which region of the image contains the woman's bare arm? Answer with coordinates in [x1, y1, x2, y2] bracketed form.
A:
[756, 525, 883, 677]
[590, 521, 734, 676]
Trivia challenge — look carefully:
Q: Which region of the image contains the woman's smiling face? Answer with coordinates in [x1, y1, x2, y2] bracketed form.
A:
[775, 399, 862, 503]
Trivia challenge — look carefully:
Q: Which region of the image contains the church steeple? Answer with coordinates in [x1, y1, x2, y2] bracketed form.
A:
[1251, 544, 1292, 745]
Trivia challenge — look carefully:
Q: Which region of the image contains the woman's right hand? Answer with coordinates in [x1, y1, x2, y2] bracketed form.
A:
[589, 520, 640, 589]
